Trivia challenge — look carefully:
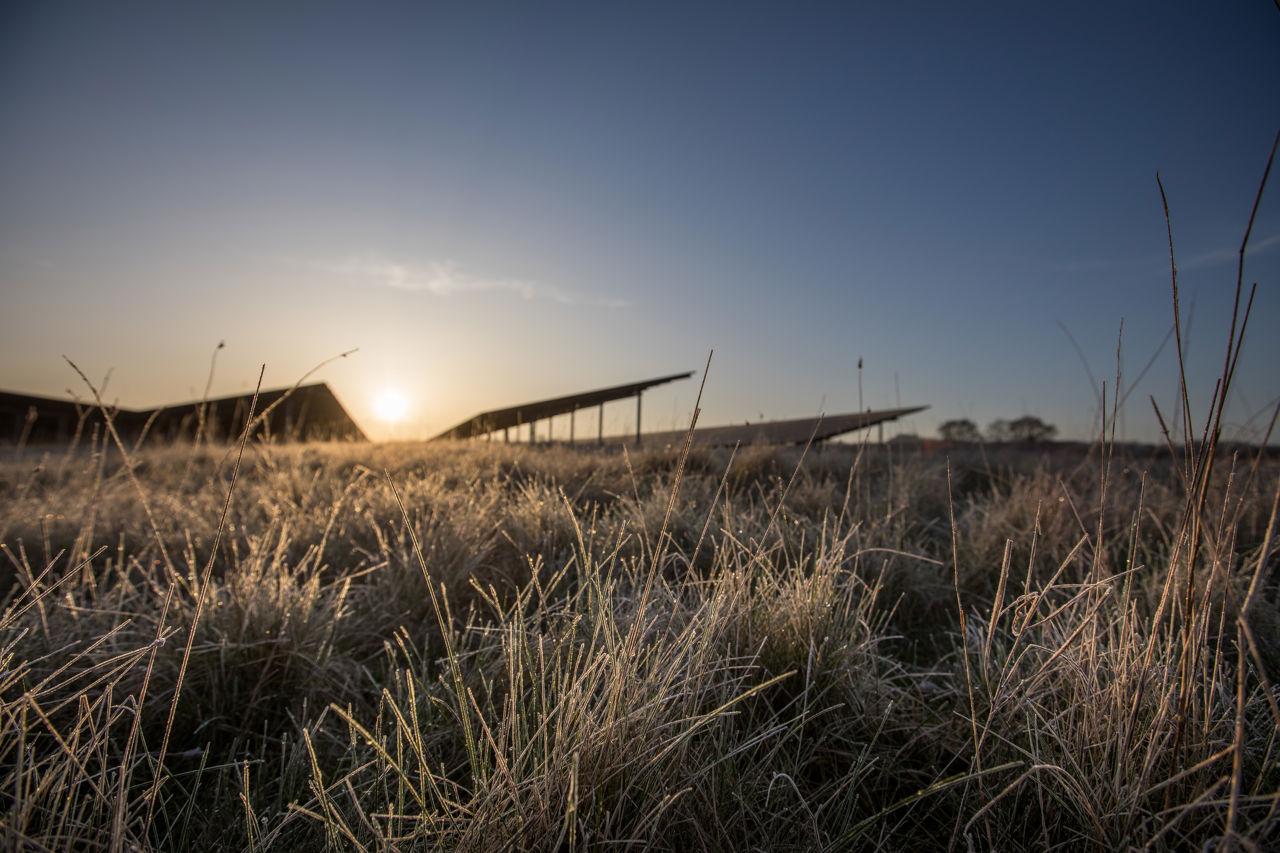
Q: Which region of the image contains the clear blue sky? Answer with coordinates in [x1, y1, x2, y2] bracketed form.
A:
[2, 1, 1277, 441]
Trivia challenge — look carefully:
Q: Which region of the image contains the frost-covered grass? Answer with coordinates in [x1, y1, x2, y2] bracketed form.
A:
[1, 430, 1276, 850]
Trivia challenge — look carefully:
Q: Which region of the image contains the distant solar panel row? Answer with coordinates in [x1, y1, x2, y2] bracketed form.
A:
[0, 383, 365, 445]
[635, 406, 929, 448]
[431, 372, 694, 441]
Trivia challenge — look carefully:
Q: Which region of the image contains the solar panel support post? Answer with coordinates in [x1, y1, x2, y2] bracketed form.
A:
[569, 407, 575, 445]
[504, 427, 509, 443]
[635, 392, 642, 446]
[598, 404, 604, 445]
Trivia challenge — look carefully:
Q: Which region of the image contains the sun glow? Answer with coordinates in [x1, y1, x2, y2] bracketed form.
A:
[372, 388, 410, 423]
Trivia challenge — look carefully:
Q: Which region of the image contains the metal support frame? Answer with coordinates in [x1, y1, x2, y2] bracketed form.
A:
[635, 392, 642, 446]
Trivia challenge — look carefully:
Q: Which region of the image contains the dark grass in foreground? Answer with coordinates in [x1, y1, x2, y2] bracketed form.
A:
[1, 430, 1277, 850]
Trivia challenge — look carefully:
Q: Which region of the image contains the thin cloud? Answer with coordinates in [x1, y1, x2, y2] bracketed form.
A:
[1181, 230, 1280, 270]
[1054, 230, 1280, 274]
[328, 257, 629, 308]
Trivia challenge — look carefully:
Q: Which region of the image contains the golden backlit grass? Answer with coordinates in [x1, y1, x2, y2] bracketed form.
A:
[1, 425, 1276, 850]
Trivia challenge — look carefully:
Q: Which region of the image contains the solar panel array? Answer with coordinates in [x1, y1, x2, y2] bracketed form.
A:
[0, 383, 366, 444]
[629, 406, 929, 448]
[431, 372, 694, 441]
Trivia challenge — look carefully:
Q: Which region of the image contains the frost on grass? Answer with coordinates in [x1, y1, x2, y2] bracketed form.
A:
[1, 435, 1276, 851]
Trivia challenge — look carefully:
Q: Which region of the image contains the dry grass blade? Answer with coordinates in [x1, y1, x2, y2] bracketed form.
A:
[143, 366, 265, 829]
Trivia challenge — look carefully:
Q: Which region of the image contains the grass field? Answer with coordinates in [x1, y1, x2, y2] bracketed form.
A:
[2, 415, 1277, 850]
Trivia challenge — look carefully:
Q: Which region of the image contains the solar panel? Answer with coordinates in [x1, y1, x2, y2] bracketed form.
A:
[431, 372, 694, 441]
[633, 406, 929, 448]
[0, 383, 366, 444]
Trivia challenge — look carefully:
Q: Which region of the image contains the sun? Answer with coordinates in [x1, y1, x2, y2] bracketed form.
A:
[372, 388, 410, 423]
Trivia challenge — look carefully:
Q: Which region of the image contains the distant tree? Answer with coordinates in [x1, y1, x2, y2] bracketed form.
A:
[938, 418, 980, 443]
[1009, 415, 1057, 443]
[986, 419, 1014, 443]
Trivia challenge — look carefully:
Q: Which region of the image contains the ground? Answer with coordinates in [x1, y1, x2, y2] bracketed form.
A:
[1, 437, 1277, 850]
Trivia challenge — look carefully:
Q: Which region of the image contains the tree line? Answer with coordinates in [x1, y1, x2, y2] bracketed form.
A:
[937, 416, 1057, 443]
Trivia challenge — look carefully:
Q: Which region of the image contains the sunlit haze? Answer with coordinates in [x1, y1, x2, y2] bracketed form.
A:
[2, 3, 1277, 442]
[372, 389, 410, 426]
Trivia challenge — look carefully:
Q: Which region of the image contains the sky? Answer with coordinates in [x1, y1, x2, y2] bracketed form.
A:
[2, 1, 1278, 442]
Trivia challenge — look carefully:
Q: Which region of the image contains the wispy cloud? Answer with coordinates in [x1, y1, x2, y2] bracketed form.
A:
[1053, 230, 1280, 274]
[327, 257, 629, 308]
[1180, 231, 1280, 270]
